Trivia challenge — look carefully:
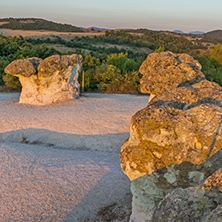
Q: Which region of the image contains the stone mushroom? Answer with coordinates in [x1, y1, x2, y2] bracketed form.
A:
[4, 54, 83, 105]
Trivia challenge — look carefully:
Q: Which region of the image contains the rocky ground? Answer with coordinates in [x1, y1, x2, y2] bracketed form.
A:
[0, 92, 149, 222]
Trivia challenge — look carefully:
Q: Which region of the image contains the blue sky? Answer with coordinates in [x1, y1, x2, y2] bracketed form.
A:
[1, 0, 221, 32]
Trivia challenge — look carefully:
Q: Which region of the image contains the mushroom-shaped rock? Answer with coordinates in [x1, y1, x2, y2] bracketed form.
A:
[4, 54, 83, 105]
[139, 51, 204, 99]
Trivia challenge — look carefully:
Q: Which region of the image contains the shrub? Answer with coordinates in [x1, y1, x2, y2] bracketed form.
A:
[197, 56, 222, 86]
[3, 74, 21, 89]
[94, 64, 122, 92]
[210, 43, 222, 65]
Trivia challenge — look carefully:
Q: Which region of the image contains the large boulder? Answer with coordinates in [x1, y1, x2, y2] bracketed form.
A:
[120, 82, 222, 181]
[120, 52, 222, 221]
[139, 51, 204, 101]
[4, 54, 83, 105]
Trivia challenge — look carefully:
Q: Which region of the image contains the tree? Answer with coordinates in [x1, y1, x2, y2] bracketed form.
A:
[94, 64, 122, 91]
[0, 37, 60, 89]
[107, 53, 128, 72]
[210, 43, 222, 65]
[84, 54, 100, 70]
[3, 74, 21, 89]
[155, 46, 165, 53]
[197, 55, 222, 85]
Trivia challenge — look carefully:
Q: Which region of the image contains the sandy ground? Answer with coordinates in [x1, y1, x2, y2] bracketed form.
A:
[0, 92, 149, 221]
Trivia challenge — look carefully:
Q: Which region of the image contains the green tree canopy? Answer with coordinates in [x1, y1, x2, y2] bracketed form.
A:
[155, 46, 165, 53]
[210, 43, 222, 65]
[84, 54, 100, 70]
[107, 52, 128, 72]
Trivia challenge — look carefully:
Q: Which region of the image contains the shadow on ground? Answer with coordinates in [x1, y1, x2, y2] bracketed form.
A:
[0, 128, 129, 153]
[62, 170, 132, 222]
[0, 129, 132, 221]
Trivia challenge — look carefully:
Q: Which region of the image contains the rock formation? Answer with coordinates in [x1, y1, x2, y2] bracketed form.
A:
[120, 51, 222, 221]
[152, 169, 222, 221]
[139, 51, 204, 102]
[4, 54, 83, 105]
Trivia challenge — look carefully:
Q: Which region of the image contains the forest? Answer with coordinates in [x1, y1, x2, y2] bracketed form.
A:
[105, 30, 207, 54]
[0, 18, 83, 33]
[0, 29, 222, 93]
[26, 29, 207, 56]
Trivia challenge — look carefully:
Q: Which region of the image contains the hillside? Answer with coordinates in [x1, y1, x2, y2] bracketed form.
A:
[88, 26, 109, 30]
[0, 18, 83, 32]
[1, 17, 221, 53]
[107, 29, 208, 55]
[1, 21, 222, 94]
[205, 30, 222, 39]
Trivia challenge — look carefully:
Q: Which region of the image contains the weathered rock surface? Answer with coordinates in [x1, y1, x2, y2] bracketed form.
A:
[4, 54, 83, 105]
[139, 51, 204, 97]
[120, 52, 222, 221]
[120, 82, 222, 181]
[152, 169, 222, 221]
[202, 205, 222, 222]
[120, 83, 222, 221]
[128, 150, 222, 222]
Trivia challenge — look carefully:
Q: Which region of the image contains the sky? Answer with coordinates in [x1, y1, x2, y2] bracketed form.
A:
[0, 0, 222, 32]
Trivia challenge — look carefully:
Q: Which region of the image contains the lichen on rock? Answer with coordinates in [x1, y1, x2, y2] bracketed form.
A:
[152, 169, 222, 221]
[139, 51, 204, 98]
[120, 90, 222, 181]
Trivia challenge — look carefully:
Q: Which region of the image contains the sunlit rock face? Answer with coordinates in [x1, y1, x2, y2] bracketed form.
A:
[4, 54, 83, 105]
[120, 51, 222, 221]
[139, 51, 204, 102]
[121, 68, 222, 182]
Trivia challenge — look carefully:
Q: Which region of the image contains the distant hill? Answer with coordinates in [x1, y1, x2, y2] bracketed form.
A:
[173, 30, 205, 35]
[0, 18, 83, 32]
[173, 30, 185, 34]
[188, 31, 205, 35]
[88, 26, 110, 31]
[205, 30, 222, 39]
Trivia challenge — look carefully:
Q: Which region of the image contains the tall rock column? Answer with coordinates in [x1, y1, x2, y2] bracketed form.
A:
[120, 52, 222, 221]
